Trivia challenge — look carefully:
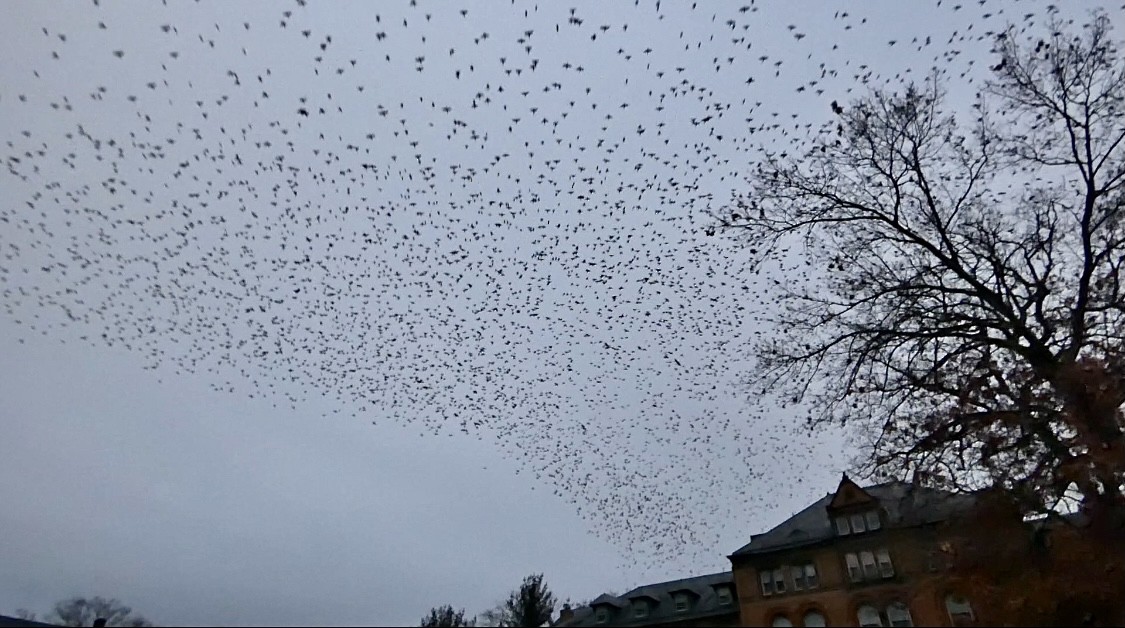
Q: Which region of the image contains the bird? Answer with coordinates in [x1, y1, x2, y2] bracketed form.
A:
[0, 0, 1095, 578]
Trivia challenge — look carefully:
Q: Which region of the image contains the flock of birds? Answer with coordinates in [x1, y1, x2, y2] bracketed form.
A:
[2, 0, 1116, 577]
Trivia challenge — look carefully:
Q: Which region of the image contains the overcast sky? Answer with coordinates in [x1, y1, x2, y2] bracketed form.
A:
[2, 1, 1119, 626]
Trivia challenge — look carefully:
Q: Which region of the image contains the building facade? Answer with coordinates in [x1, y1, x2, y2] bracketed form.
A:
[560, 476, 980, 627]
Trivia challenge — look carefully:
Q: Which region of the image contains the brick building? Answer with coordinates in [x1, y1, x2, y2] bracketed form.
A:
[559, 476, 980, 627]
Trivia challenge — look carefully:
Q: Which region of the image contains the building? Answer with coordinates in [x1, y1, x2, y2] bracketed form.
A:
[556, 571, 740, 627]
[0, 615, 58, 628]
[560, 476, 980, 627]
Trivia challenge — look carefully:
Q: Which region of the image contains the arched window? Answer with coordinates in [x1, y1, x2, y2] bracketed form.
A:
[771, 615, 793, 627]
[857, 604, 882, 627]
[945, 594, 974, 625]
[887, 602, 913, 627]
[802, 610, 827, 627]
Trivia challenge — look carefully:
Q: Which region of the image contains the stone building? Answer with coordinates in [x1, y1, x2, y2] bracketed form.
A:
[559, 476, 981, 627]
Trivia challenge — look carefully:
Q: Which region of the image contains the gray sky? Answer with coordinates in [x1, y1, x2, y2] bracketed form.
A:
[2, 1, 1118, 626]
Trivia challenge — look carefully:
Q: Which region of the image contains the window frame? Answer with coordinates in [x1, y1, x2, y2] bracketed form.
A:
[804, 562, 819, 589]
[856, 604, 883, 628]
[845, 552, 863, 582]
[716, 586, 733, 606]
[772, 568, 787, 594]
[860, 550, 879, 580]
[876, 549, 895, 578]
[887, 601, 913, 627]
[790, 561, 818, 591]
[945, 594, 974, 625]
[672, 592, 690, 613]
[802, 610, 827, 628]
[850, 512, 867, 533]
[760, 569, 775, 596]
[835, 515, 851, 535]
[865, 510, 882, 530]
[594, 607, 609, 625]
[632, 600, 648, 619]
[770, 615, 794, 627]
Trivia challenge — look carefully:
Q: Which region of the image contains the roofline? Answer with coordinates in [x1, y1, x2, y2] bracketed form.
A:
[728, 518, 948, 560]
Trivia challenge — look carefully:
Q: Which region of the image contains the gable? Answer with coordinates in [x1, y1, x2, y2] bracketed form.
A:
[827, 474, 877, 510]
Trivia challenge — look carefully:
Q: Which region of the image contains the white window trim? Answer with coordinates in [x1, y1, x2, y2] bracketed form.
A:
[845, 552, 863, 582]
[850, 512, 867, 533]
[760, 570, 774, 596]
[803, 610, 827, 628]
[866, 510, 882, 530]
[772, 568, 787, 594]
[887, 601, 913, 627]
[860, 551, 878, 579]
[804, 563, 819, 589]
[857, 604, 882, 628]
[876, 549, 895, 578]
[835, 515, 851, 535]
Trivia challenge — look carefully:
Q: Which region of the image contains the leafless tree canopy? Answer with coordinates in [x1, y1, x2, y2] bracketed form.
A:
[49, 596, 153, 628]
[726, 12, 1125, 515]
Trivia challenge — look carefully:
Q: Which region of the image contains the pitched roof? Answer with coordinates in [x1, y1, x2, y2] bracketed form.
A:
[559, 571, 737, 626]
[0, 616, 58, 628]
[729, 480, 974, 557]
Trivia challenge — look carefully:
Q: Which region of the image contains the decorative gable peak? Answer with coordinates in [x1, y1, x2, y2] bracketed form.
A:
[827, 473, 878, 511]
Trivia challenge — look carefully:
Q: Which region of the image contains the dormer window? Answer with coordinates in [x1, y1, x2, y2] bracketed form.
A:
[716, 586, 733, 606]
[594, 607, 609, 624]
[633, 600, 648, 619]
[837, 510, 881, 535]
[673, 592, 690, 612]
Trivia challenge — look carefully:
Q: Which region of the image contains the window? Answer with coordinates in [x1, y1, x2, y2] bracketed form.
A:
[835, 515, 851, 535]
[773, 568, 787, 594]
[887, 602, 913, 627]
[857, 604, 883, 628]
[760, 570, 774, 596]
[771, 616, 793, 627]
[792, 562, 818, 590]
[633, 601, 648, 619]
[850, 513, 867, 533]
[804, 563, 819, 589]
[594, 607, 608, 624]
[673, 593, 690, 613]
[803, 611, 827, 627]
[945, 595, 974, 625]
[866, 510, 882, 530]
[716, 586, 733, 606]
[845, 553, 863, 582]
[876, 549, 895, 578]
[860, 551, 879, 579]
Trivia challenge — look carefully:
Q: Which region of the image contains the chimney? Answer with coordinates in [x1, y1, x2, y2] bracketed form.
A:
[558, 604, 574, 625]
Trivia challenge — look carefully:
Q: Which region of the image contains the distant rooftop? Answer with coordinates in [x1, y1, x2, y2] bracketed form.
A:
[0, 615, 57, 628]
[559, 571, 737, 626]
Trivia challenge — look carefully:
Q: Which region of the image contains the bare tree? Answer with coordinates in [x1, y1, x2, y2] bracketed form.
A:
[48, 596, 153, 627]
[481, 574, 557, 627]
[723, 11, 1125, 521]
[420, 604, 477, 627]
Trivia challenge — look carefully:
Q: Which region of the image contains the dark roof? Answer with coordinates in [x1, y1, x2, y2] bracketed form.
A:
[0, 616, 57, 628]
[559, 571, 737, 627]
[730, 480, 975, 557]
